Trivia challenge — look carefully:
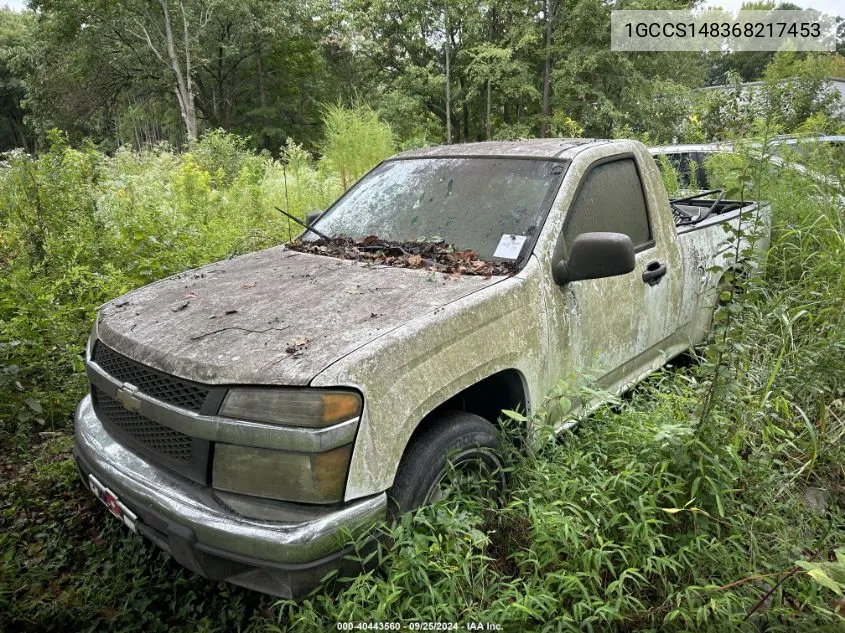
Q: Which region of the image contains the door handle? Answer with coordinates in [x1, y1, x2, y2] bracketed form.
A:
[642, 261, 667, 286]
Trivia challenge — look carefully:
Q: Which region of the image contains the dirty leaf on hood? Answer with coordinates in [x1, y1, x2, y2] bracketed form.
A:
[285, 336, 310, 356]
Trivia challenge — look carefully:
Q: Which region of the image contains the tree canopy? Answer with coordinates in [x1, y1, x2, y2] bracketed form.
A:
[0, 0, 843, 153]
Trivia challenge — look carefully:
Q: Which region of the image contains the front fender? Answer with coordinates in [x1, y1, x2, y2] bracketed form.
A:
[312, 271, 548, 500]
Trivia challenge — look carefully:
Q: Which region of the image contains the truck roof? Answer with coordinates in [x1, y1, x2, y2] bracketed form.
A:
[392, 138, 606, 160]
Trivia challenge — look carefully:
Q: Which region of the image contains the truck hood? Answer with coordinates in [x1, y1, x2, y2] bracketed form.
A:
[96, 246, 504, 386]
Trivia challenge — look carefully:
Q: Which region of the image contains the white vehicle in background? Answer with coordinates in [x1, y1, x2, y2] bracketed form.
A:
[649, 137, 843, 195]
[767, 134, 845, 166]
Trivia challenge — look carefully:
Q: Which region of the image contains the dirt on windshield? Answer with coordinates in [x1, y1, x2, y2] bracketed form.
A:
[287, 236, 518, 278]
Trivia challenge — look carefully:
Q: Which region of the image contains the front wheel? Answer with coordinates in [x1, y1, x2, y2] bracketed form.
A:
[389, 411, 505, 515]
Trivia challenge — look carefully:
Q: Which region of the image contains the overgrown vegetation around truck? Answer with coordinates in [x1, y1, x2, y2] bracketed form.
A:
[0, 119, 395, 443]
[1, 126, 844, 630]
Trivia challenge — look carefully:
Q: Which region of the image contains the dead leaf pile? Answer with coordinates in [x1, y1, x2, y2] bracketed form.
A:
[288, 236, 517, 278]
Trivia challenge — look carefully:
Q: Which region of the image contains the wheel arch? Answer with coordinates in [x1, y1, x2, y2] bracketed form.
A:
[402, 367, 530, 455]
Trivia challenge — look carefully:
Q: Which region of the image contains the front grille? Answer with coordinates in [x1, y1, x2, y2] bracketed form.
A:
[93, 388, 193, 462]
[89, 341, 216, 484]
[92, 342, 210, 412]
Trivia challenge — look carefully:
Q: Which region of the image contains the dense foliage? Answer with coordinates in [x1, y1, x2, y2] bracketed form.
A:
[0, 1, 843, 152]
[0, 120, 399, 442]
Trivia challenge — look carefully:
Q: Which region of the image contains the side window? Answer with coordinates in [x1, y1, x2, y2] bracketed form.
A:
[693, 152, 710, 189]
[563, 158, 652, 252]
[669, 152, 692, 187]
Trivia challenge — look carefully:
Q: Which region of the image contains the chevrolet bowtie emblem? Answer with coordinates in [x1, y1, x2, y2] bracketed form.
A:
[115, 383, 142, 413]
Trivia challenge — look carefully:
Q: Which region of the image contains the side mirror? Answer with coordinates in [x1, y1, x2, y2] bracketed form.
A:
[553, 232, 635, 285]
[305, 210, 325, 226]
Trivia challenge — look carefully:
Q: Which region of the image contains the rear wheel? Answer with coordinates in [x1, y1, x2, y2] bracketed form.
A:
[389, 411, 504, 515]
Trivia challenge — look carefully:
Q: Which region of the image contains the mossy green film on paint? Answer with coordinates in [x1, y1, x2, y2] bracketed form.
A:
[93, 139, 769, 501]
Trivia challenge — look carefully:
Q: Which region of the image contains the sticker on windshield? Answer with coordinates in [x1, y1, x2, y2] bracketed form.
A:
[493, 234, 527, 260]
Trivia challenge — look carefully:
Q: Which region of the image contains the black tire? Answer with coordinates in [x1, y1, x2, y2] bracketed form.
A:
[389, 411, 504, 515]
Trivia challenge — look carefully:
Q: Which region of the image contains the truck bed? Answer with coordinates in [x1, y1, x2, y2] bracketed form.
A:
[670, 190, 757, 233]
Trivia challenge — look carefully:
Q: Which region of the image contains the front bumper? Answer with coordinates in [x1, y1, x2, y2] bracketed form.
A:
[73, 394, 386, 597]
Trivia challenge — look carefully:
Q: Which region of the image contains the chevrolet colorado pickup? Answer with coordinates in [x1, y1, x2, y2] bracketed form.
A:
[74, 139, 770, 597]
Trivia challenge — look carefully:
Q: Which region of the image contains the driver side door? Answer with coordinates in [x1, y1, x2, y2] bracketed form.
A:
[544, 156, 668, 399]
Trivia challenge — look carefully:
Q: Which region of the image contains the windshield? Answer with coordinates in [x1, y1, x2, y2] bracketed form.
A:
[309, 157, 567, 264]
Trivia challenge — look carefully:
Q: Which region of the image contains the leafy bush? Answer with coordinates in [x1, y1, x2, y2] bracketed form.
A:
[0, 128, 345, 443]
[319, 103, 395, 189]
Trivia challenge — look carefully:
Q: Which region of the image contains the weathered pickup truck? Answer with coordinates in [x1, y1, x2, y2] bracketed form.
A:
[74, 139, 769, 598]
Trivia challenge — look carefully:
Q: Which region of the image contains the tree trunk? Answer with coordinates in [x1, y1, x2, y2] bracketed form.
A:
[257, 44, 267, 111]
[11, 116, 28, 151]
[213, 43, 224, 123]
[540, 0, 555, 138]
[160, 0, 198, 140]
[256, 41, 269, 150]
[486, 78, 491, 139]
[462, 94, 469, 141]
[444, 0, 451, 144]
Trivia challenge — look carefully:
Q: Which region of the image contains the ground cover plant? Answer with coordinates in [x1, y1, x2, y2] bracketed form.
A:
[1, 122, 844, 631]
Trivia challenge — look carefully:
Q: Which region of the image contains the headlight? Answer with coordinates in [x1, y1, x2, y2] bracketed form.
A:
[214, 387, 362, 504]
[219, 388, 362, 428]
[213, 443, 353, 504]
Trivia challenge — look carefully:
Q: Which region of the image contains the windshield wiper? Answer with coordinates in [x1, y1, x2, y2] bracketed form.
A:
[275, 206, 334, 243]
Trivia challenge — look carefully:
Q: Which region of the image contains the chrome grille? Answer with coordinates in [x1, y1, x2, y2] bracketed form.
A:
[93, 388, 193, 462]
[92, 342, 209, 412]
[88, 341, 215, 483]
